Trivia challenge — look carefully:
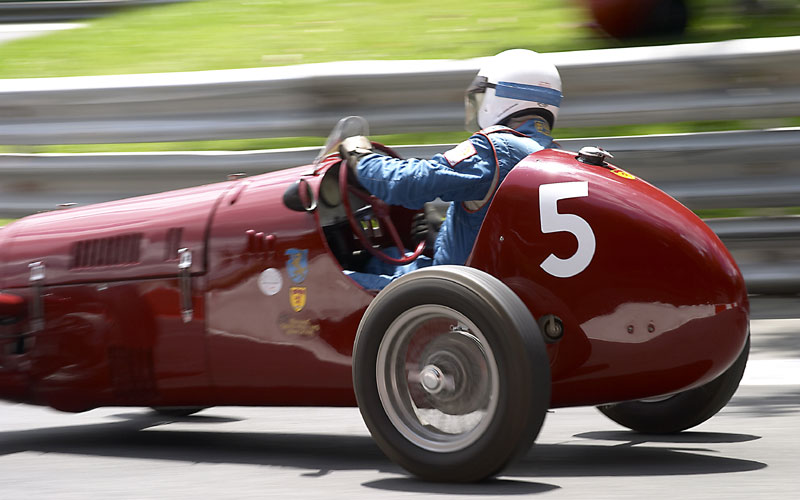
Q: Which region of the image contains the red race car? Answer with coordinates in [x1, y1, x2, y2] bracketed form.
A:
[583, 0, 689, 39]
[0, 117, 749, 482]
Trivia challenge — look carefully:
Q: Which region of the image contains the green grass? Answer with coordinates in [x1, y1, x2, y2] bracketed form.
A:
[0, 0, 592, 78]
[1, 0, 799, 79]
[0, 0, 799, 153]
[695, 207, 800, 218]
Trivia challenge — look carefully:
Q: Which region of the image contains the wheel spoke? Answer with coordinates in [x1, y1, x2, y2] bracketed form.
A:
[380, 213, 407, 251]
[339, 160, 426, 265]
[346, 184, 374, 204]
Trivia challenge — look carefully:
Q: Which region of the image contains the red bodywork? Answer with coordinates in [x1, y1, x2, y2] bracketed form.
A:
[583, 0, 688, 39]
[0, 149, 748, 412]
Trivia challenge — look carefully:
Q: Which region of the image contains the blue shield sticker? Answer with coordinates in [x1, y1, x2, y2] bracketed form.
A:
[285, 248, 309, 283]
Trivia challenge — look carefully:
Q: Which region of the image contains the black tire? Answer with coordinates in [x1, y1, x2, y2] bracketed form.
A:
[150, 406, 207, 417]
[597, 336, 750, 433]
[352, 266, 550, 482]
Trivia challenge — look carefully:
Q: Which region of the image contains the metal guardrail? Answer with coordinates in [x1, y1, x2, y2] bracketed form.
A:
[1, 130, 798, 295]
[1, 36, 800, 144]
[0, 0, 193, 23]
[2, 128, 798, 215]
[1, 37, 799, 293]
[705, 217, 800, 295]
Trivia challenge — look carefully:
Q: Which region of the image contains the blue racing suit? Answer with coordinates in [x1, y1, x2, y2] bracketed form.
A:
[346, 117, 556, 290]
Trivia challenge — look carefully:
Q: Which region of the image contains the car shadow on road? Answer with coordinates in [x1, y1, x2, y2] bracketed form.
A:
[0, 410, 395, 473]
[507, 430, 766, 478]
[361, 477, 560, 495]
[0, 411, 766, 494]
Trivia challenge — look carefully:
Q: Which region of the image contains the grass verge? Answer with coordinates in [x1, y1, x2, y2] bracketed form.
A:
[0, 0, 798, 80]
[0, 0, 798, 152]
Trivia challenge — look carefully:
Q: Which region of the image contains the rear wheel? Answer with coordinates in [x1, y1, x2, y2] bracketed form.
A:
[597, 336, 749, 433]
[353, 266, 550, 482]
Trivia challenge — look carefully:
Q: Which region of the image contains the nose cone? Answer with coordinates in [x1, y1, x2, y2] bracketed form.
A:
[469, 149, 749, 407]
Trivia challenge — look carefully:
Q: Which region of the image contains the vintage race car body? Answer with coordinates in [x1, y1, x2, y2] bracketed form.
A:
[0, 163, 373, 411]
[0, 132, 749, 481]
[470, 149, 748, 408]
[0, 149, 749, 409]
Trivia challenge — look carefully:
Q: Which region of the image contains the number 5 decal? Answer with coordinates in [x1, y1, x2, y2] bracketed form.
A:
[539, 181, 595, 278]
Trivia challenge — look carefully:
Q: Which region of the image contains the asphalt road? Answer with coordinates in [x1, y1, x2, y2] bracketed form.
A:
[1, 296, 798, 499]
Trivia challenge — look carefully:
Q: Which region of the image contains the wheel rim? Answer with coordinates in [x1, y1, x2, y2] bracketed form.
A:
[376, 305, 500, 453]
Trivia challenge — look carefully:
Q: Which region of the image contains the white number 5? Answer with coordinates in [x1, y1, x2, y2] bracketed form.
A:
[539, 181, 595, 278]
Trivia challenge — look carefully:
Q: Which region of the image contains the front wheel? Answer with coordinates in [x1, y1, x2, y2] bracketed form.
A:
[352, 266, 551, 482]
[597, 336, 750, 433]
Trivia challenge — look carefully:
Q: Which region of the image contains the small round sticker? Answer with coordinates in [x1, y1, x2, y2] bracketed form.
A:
[258, 268, 283, 296]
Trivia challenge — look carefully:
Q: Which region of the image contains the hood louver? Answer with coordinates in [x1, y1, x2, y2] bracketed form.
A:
[70, 233, 143, 269]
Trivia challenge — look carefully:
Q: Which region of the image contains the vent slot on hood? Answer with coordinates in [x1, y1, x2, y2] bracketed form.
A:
[70, 233, 143, 269]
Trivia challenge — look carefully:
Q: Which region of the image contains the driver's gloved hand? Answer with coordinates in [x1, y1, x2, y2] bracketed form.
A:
[339, 136, 373, 173]
[410, 212, 431, 246]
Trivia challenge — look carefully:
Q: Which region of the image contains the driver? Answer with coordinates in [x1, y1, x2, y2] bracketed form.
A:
[341, 49, 562, 290]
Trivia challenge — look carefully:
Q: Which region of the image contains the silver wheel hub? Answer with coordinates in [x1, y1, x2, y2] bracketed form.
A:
[420, 365, 444, 394]
[418, 364, 456, 395]
[376, 305, 500, 453]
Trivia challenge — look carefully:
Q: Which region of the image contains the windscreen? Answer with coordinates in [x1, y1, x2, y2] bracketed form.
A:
[314, 116, 370, 165]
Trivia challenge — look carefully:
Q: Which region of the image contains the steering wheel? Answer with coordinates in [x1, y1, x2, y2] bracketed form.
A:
[338, 145, 426, 265]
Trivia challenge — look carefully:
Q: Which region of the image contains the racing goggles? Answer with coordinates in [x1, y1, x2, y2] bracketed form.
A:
[464, 76, 489, 132]
[465, 75, 563, 131]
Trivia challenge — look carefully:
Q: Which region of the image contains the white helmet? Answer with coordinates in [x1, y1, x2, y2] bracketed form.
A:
[465, 49, 562, 132]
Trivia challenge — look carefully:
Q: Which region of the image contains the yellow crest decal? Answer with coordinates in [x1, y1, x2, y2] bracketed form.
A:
[610, 168, 636, 180]
[290, 286, 307, 312]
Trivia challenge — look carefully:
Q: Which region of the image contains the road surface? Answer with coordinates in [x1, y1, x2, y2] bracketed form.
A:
[1, 296, 798, 499]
